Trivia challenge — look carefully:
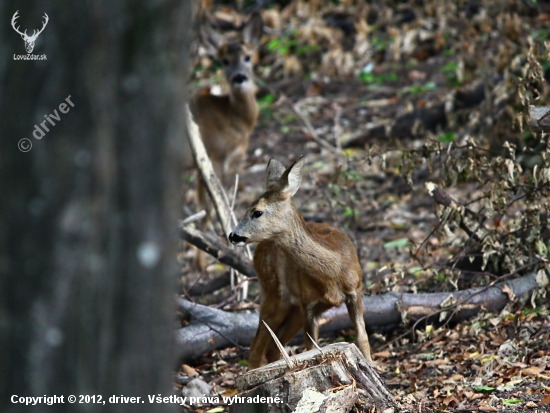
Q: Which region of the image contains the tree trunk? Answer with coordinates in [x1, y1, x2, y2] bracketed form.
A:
[0, 2, 193, 412]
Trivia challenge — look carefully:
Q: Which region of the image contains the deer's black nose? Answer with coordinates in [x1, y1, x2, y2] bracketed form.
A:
[232, 74, 248, 84]
[229, 232, 248, 245]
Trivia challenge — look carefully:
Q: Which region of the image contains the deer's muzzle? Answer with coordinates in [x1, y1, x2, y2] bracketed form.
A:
[229, 232, 248, 246]
[232, 74, 248, 84]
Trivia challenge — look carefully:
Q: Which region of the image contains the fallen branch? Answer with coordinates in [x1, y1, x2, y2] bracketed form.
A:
[529, 106, 550, 132]
[342, 81, 487, 147]
[186, 272, 231, 297]
[185, 107, 233, 237]
[185, 107, 250, 299]
[263, 85, 340, 154]
[176, 271, 538, 361]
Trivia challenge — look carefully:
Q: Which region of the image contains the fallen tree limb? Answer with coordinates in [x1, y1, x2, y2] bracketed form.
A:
[186, 272, 231, 296]
[176, 271, 538, 361]
[529, 106, 550, 132]
[185, 107, 232, 237]
[342, 81, 487, 147]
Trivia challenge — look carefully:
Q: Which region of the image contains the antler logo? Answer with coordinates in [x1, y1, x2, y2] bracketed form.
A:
[11, 11, 49, 54]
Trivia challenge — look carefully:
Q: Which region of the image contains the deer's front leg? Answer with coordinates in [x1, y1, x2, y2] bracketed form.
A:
[249, 299, 292, 369]
[345, 290, 373, 364]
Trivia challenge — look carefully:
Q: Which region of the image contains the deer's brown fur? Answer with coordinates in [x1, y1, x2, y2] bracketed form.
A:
[229, 156, 373, 368]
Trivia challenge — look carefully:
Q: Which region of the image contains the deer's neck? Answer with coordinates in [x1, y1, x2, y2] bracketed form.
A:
[275, 204, 342, 274]
[229, 86, 258, 130]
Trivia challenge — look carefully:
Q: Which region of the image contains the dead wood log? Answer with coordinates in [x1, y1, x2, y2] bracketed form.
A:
[342, 81, 487, 147]
[529, 106, 550, 132]
[186, 272, 231, 296]
[176, 271, 538, 361]
[229, 343, 395, 413]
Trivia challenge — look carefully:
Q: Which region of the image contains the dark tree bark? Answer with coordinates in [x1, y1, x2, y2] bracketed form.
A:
[0, 1, 193, 412]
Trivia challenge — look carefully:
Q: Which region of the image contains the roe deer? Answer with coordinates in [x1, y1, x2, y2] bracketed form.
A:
[229, 156, 373, 368]
[187, 12, 263, 270]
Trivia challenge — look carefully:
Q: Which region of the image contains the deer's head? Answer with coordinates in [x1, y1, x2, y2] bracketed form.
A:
[229, 156, 305, 246]
[201, 12, 263, 95]
[12, 11, 49, 54]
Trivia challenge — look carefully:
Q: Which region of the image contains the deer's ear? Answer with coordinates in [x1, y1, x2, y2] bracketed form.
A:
[201, 22, 222, 57]
[242, 12, 263, 49]
[266, 159, 286, 190]
[281, 156, 304, 197]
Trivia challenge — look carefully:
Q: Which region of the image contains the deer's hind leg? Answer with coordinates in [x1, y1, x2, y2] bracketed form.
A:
[302, 302, 329, 350]
[345, 290, 373, 364]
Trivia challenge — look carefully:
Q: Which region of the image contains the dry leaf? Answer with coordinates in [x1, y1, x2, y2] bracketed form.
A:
[374, 350, 390, 358]
[522, 366, 543, 377]
[501, 283, 515, 301]
[182, 364, 198, 377]
[536, 269, 549, 287]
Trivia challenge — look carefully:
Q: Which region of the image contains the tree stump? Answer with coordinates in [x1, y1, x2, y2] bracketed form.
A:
[229, 343, 396, 413]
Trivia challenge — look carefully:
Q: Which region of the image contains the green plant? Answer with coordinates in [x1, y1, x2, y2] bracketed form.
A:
[400, 81, 437, 95]
[441, 61, 460, 86]
[359, 72, 397, 85]
[266, 30, 318, 58]
[257, 93, 275, 120]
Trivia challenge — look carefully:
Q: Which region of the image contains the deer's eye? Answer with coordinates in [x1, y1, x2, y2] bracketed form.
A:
[244, 55, 251, 62]
[252, 210, 263, 219]
[222, 59, 230, 66]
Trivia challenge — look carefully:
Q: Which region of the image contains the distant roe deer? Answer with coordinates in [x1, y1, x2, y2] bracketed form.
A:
[186, 12, 263, 270]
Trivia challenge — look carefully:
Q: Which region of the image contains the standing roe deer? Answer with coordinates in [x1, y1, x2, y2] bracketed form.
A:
[186, 12, 263, 270]
[229, 156, 373, 368]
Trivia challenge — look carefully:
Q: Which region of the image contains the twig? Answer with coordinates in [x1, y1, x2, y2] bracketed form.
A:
[257, 78, 340, 155]
[181, 210, 207, 226]
[307, 332, 324, 354]
[281, 94, 340, 154]
[333, 103, 343, 151]
[262, 320, 295, 368]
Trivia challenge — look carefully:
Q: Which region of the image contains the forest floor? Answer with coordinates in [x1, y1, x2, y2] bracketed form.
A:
[179, 1, 550, 411]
